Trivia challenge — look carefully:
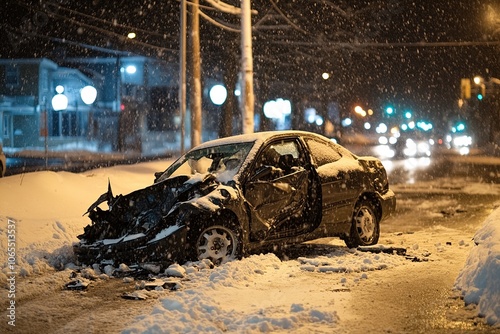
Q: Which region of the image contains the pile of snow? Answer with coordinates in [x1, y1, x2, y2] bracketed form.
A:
[124, 255, 336, 333]
[123, 249, 408, 333]
[455, 208, 500, 327]
[0, 161, 168, 283]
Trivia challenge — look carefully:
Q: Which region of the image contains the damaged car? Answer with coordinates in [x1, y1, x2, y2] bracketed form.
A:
[74, 130, 396, 267]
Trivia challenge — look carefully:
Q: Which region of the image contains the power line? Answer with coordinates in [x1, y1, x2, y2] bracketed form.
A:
[43, 1, 175, 41]
[270, 39, 500, 50]
[38, 6, 177, 53]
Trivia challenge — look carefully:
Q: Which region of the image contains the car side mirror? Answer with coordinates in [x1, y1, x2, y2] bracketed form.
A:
[154, 171, 164, 183]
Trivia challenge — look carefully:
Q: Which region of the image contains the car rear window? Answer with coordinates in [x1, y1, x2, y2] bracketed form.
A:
[304, 138, 342, 167]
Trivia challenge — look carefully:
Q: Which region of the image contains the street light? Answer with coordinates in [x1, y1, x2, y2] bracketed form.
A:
[209, 84, 227, 106]
[80, 85, 97, 105]
[354, 105, 367, 117]
[52, 85, 68, 111]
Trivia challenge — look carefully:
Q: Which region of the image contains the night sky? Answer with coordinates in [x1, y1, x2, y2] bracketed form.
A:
[2, 0, 500, 130]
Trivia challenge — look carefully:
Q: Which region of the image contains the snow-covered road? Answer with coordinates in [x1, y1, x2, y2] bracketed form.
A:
[1, 160, 499, 333]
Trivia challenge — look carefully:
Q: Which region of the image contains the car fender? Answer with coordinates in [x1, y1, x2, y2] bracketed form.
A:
[168, 184, 250, 235]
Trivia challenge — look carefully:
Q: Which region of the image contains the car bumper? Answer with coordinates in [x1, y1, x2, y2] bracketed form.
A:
[73, 226, 188, 267]
[379, 189, 396, 221]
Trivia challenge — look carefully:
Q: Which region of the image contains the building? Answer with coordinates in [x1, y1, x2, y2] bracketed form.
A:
[0, 58, 58, 148]
[0, 58, 101, 150]
[0, 56, 181, 154]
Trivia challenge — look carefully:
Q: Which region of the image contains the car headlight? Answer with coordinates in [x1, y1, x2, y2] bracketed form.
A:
[453, 135, 472, 147]
[417, 142, 430, 153]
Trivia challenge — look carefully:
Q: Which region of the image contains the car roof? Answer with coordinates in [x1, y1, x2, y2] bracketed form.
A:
[192, 130, 327, 151]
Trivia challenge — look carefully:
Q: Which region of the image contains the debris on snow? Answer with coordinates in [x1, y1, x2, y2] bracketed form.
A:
[140, 279, 180, 291]
[65, 278, 90, 290]
[357, 245, 407, 256]
[123, 277, 135, 283]
[118, 263, 132, 272]
[80, 268, 99, 280]
[141, 263, 161, 274]
[122, 291, 149, 300]
[103, 265, 115, 276]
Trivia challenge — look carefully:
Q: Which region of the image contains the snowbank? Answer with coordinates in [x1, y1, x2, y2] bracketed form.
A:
[455, 206, 500, 327]
[0, 161, 169, 284]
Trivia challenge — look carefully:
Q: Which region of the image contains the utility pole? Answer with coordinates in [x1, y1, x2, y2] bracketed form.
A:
[179, 0, 187, 153]
[240, 0, 254, 134]
[192, 0, 257, 136]
[190, 0, 202, 147]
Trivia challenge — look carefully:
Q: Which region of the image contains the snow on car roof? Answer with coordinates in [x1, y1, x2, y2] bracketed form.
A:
[192, 130, 328, 151]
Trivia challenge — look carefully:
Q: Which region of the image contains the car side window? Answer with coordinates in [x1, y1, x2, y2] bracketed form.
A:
[253, 140, 301, 179]
[305, 138, 342, 167]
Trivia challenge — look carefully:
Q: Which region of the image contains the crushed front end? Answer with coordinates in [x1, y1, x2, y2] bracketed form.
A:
[73, 174, 217, 267]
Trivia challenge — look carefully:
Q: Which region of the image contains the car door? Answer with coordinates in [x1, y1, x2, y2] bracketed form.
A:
[244, 139, 310, 240]
[304, 137, 359, 225]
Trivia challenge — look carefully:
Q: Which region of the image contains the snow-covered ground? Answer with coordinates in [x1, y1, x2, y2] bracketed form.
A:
[455, 208, 500, 327]
[0, 159, 499, 332]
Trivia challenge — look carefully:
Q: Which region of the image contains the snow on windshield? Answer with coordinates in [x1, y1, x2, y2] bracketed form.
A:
[157, 142, 254, 183]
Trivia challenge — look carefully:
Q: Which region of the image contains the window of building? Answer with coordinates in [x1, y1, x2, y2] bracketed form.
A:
[5, 66, 19, 88]
[3, 114, 12, 139]
[50, 111, 87, 137]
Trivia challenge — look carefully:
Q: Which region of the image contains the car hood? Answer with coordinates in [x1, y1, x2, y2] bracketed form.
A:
[79, 173, 219, 244]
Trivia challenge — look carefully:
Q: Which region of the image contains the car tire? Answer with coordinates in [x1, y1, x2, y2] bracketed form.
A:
[191, 222, 242, 265]
[343, 200, 380, 248]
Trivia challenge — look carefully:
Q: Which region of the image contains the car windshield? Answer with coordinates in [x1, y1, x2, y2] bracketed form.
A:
[157, 142, 254, 183]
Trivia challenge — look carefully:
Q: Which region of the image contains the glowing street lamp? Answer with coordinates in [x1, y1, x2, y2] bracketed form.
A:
[125, 65, 137, 74]
[80, 85, 97, 105]
[51, 85, 68, 111]
[209, 84, 227, 106]
[354, 105, 367, 117]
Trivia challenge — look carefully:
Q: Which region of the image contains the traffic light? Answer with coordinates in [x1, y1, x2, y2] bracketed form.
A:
[479, 84, 486, 100]
[460, 78, 471, 100]
[469, 83, 486, 100]
[460, 78, 486, 100]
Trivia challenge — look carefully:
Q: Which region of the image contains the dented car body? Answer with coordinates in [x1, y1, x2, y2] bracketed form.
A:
[74, 131, 396, 267]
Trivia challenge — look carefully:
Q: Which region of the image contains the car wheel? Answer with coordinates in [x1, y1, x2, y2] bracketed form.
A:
[194, 224, 242, 265]
[344, 201, 380, 248]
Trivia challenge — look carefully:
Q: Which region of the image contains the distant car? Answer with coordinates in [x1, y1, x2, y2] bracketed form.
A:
[0, 143, 6, 177]
[445, 133, 472, 155]
[74, 131, 396, 267]
[392, 132, 433, 158]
